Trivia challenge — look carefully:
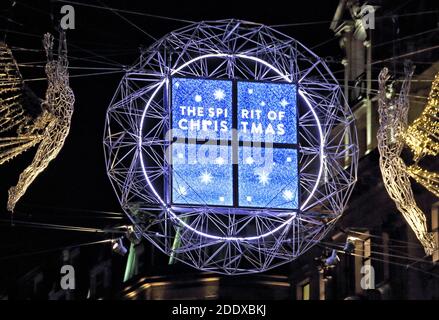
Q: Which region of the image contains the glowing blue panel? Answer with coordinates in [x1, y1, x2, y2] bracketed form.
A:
[170, 78, 299, 209]
[171, 143, 233, 206]
[172, 77, 233, 140]
[237, 81, 297, 144]
[238, 146, 298, 209]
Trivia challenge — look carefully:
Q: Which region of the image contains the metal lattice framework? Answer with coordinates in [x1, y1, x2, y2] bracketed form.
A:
[0, 32, 75, 212]
[0, 42, 41, 165]
[104, 20, 358, 274]
[377, 65, 435, 255]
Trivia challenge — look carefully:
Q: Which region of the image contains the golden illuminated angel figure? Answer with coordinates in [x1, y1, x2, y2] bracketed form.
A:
[404, 73, 439, 198]
[377, 63, 436, 255]
[0, 31, 74, 212]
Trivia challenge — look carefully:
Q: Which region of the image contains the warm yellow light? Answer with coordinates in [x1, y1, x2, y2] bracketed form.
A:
[0, 32, 75, 212]
[403, 72, 439, 198]
[407, 165, 439, 198]
[404, 72, 439, 161]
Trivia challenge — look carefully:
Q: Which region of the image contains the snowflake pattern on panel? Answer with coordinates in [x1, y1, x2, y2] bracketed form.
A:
[238, 81, 297, 144]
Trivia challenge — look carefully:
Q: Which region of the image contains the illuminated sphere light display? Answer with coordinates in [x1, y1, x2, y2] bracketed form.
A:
[104, 20, 358, 274]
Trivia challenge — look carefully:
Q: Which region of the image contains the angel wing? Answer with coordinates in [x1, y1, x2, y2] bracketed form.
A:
[0, 42, 25, 133]
[0, 42, 43, 165]
[404, 72, 439, 161]
[403, 71, 439, 198]
[5, 31, 75, 212]
[407, 164, 439, 198]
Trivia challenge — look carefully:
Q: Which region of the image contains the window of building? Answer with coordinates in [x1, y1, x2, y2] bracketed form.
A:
[363, 237, 371, 266]
[302, 282, 310, 300]
[354, 233, 372, 293]
[432, 202, 439, 262]
[297, 279, 311, 300]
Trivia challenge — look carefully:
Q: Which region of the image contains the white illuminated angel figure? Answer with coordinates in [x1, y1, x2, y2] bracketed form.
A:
[377, 63, 436, 255]
[0, 31, 74, 212]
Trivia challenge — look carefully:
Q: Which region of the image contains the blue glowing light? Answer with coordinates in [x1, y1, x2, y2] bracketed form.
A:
[171, 143, 233, 206]
[238, 146, 298, 209]
[170, 77, 299, 210]
[171, 78, 232, 140]
[238, 81, 297, 143]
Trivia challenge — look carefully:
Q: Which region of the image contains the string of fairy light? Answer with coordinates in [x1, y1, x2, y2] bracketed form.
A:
[405, 73, 439, 161]
[403, 73, 439, 198]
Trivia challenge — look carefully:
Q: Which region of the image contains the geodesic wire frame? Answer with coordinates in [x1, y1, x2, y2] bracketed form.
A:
[103, 20, 358, 274]
[1, 32, 75, 212]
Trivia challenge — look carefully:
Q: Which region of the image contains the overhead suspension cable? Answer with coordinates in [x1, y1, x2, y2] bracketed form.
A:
[271, 20, 332, 28]
[340, 84, 428, 101]
[271, 9, 439, 28]
[96, 0, 157, 41]
[0, 238, 114, 261]
[17, 62, 123, 71]
[0, 218, 125, 234]
[372, 44, 439, 66]
[318, 43, 439, 80]
[374, 27, 439, 49]
[20, 203, 124, 216]
[345, 249, 439, 279]
[55, 0, 195, 24]
[23, 69, 125, 82]
[346, 229, 434, 247]
[14, 0, 51, 17]
[310, 37, 338, 50]
[0, 28, 127, 67]
[317, 243, 439, 279]
[9, 47, 133, 68]
[320, 240, 434, 265]
[11, 46, 137, 54]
